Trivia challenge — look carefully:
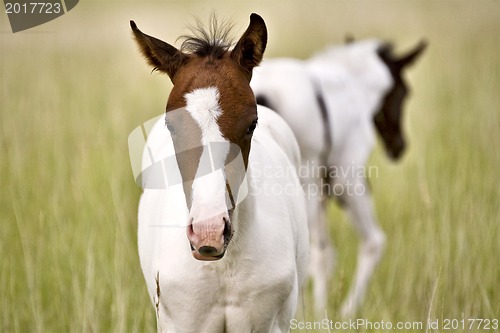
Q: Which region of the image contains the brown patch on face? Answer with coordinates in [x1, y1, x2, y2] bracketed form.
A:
[373, 78, 408, 160]
[165, 108, 203, 209]
[166, 53, 258, 168]
[375, 40, 427, 160]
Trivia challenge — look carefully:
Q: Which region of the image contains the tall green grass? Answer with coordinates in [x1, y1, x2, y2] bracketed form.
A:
[1, 1, 498, 332]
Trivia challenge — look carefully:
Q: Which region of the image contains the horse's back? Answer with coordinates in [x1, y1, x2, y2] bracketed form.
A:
[252, 61, 326, 162]
[307, 40, 392, 159]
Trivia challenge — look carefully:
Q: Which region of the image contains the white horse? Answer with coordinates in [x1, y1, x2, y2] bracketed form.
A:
[131, 14, 309, 332]
[251, 38, 426, 317]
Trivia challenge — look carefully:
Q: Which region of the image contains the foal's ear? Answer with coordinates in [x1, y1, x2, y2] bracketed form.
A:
[231, 13, 267, 78]
[395, 39, 428, 69]
[130, 20, 186, 81]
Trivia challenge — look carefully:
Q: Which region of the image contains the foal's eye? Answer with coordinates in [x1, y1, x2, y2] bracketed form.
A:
[166, 122, 175, 134]
[247, 119, 258, 135]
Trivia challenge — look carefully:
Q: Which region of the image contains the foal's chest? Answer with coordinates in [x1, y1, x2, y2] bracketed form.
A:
[160, 259, 295, 331]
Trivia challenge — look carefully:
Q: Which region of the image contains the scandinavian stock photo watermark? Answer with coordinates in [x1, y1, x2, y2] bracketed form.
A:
[290, 317, 499, 332]
[249, 159, 378, 199]
[128, 112, 378, 226]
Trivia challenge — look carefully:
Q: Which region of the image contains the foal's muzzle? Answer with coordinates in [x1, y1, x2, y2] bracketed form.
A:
[187, 212, 233, 261]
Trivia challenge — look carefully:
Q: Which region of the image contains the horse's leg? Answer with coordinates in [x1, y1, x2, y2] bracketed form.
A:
[338, 175, 386, 317]
[306, 178, 335, 317]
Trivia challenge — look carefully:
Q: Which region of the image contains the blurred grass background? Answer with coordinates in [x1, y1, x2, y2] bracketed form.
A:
[1, 1, 498, 332]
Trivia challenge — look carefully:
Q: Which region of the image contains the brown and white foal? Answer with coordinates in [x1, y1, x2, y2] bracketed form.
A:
[132, 14, 308, 332]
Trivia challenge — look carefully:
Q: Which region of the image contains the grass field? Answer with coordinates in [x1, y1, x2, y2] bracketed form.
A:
[1, 1, 499, 332]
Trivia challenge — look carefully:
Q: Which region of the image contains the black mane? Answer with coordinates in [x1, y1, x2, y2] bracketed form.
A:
[179, 15, 234, 59]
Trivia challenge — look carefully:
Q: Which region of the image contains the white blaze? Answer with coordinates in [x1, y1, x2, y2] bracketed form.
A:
[184, 87, 230, 222]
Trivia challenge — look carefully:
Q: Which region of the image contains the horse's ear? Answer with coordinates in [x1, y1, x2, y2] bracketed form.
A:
[130, 20, 186, 81]
[395, 39, 427, 69]
[231, 13, 267, 78]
